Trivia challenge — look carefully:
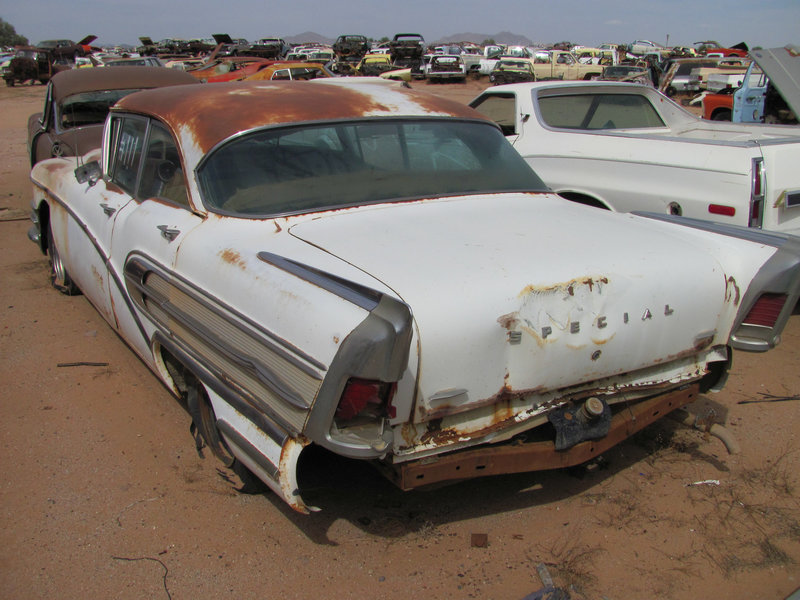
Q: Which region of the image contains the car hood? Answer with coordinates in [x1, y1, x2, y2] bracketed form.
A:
[750, 46, 800, 119]
[288, 193, 765, 419]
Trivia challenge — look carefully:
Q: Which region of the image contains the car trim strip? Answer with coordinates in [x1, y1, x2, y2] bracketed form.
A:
[125, 256, 323, 417]
[257, 251, 382, 311]
[153, 330, 291, 444]
[125, 251, 327, 376]
[217, 419, 280, 480]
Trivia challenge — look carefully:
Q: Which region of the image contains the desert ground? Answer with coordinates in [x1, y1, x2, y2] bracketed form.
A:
[1, 77, 799, 600]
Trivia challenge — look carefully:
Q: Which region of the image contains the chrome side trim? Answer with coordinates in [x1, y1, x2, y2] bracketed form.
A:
[217, 419, 280, 480]
[125, 255, 325, 432]
[154, 331, 289, 446]
[126, 253, 325, 371]
[257, 251, 382, 311]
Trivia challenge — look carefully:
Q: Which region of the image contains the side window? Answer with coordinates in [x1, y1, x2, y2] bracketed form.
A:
[470, 94, 518, 136]
[138, 122, 189, 207]
[538, 94, 666, 129]
[109, 116, 147, 195]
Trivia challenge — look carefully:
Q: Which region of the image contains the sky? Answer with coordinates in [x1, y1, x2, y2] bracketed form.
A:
[3, 0, 798, 50]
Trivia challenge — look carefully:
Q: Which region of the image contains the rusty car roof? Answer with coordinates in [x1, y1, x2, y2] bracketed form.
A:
[50, 66, 198, 101]
[112, 80, 488, 155]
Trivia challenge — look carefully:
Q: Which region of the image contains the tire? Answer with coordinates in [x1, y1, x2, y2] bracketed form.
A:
[712, 109, 732, 121]
[47, 219, 80, 295]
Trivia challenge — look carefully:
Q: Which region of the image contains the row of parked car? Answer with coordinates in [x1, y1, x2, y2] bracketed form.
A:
[19, 40, 800, 515]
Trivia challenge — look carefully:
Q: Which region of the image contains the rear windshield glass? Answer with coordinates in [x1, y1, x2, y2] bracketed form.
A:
[59, 89, 141, 129]
[537, 93, 666, 130]
[198, 119, 547, 217]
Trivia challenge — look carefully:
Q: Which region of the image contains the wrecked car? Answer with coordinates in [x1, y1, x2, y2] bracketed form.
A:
[489, 59, 536, 85]
[389, 33, 425, 70]
[425, 54, 467, 82]
[29, 80, 800, 513]
[598, 65, 654, 86]
[27, 66, 198, 166]
[470, 81, 800, 235]
[355, 54, 396, 76]
[246, 38, 290, 59]
[244, 62, 331, 81]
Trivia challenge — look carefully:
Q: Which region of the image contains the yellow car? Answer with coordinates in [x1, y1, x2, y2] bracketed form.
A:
[244, 61, 331, 81]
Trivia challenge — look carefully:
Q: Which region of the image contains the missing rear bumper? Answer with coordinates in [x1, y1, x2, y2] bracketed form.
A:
[392, 383, 699, 490]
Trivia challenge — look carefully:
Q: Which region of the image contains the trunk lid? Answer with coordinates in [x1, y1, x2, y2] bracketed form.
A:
[289, 193, 769, 420]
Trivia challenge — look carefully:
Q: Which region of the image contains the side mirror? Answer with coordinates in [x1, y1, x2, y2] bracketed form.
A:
[74, 160, 102, 186]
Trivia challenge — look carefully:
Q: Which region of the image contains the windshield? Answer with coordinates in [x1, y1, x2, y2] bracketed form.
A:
[58, 89, 143, 129]
[198, 119, 547, 217]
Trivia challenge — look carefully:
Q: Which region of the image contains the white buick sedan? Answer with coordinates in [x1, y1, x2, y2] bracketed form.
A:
[29, 80, 800, 512]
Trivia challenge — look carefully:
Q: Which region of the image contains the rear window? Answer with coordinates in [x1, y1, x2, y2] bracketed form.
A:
[537, 93, 666, 130]
[198, 119, 546, 217]
[58, 89, 141, 129]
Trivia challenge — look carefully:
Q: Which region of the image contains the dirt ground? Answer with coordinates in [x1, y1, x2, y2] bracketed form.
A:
[1, 77, 799, 600]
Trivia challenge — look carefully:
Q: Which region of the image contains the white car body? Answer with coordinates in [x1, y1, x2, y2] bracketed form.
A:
[470, 81, 800, 236]
[29, 80, 800, 513]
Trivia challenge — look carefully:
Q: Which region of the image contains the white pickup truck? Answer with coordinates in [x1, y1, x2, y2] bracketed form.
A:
[470, 81, 800, 235]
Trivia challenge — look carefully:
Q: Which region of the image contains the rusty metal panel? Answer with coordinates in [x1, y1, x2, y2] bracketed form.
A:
[394, 383, 699, 490]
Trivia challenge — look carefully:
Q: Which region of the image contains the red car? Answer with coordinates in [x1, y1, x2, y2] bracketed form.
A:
[702, 91, 734, 121]
[185, 57, 275, 82]
[695, 41, 748, 58]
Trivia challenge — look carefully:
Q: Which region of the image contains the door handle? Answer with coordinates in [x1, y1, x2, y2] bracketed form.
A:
[100, 203, 116, 217]
[157, 225, 180, 242]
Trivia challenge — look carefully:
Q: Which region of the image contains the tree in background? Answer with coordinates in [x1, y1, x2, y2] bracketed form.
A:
[0, 18, 28, 46]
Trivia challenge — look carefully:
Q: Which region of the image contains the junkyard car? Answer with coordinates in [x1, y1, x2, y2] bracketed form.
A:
[244, 62, 331, 81]
[104, 56, 166, 68]
[29, 80, 800, 513]
[489, 59, 536, 85]
[185, 57, 274, 82]
[471, 80, 800, 236]
[425, 54, 467, 82]
[27, 66, 198, 166]
[599, 65, 653, 85]
[355, 54, 396, 76]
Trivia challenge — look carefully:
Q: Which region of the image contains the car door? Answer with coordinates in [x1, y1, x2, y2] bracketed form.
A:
[105, 116, 204, 361]
[47, 116, 138, 326]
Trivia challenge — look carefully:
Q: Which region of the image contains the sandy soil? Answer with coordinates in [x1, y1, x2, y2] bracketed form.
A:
[1, 77, 799, 600]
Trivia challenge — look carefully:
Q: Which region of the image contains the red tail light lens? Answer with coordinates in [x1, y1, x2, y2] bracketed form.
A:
[335, 378, 397, 423]
[708, 204, 736, 217]
[742, 293, 786, 327]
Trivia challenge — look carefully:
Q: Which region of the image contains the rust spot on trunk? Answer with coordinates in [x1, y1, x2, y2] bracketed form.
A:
[497, 312, 519, 330]
[725, 275, 740, 306]
[519, 276, 609, 298]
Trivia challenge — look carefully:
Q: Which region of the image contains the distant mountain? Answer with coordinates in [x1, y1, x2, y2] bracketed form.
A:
[285, 31, 335, 45]
[282, 31, 534, 48]
[434, 31, 534, 46]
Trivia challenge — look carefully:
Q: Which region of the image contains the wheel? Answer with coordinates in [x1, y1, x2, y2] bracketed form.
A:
[186, 383, 265, 494]
[47, 219, 80, 295]
[712, 109, 732, 121]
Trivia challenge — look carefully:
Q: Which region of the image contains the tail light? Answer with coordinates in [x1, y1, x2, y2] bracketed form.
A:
[335, 378, 397, 424]
[741, 293, 786, 328]
[708, 204, 736, 217]
[749, 157, 765, 228]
